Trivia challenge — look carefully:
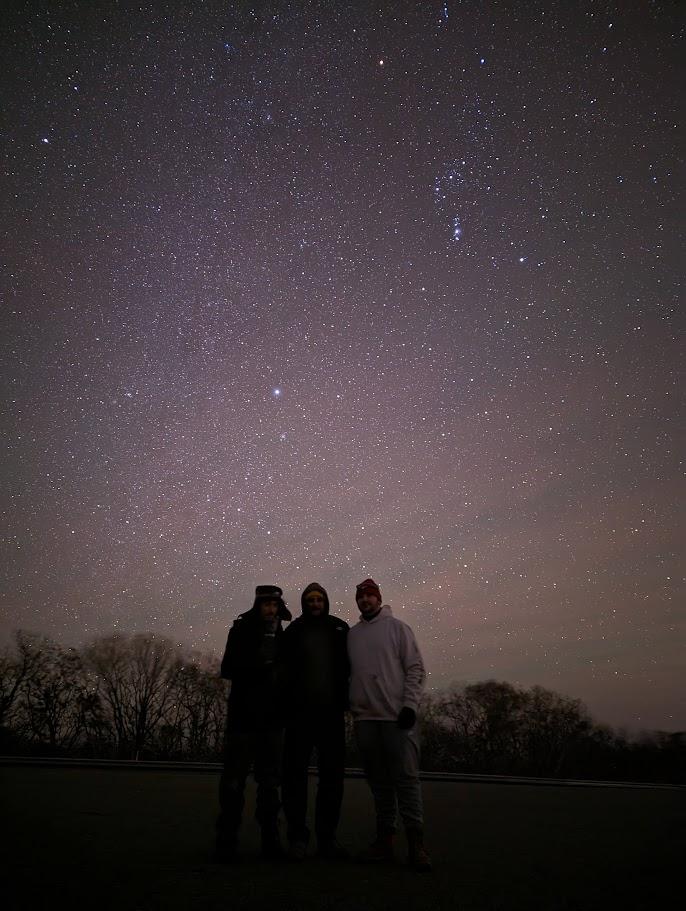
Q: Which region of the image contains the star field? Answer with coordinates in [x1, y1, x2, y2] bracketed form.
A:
[1, 1, 683, 731]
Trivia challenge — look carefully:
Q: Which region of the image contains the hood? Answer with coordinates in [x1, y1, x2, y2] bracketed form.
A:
[301, 581, 330, 617]
[358, 604, 392, 624]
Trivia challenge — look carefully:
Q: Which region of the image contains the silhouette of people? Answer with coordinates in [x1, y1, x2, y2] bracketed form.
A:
[280, 582, 350, 860]
[215, 584, 291, 862]
[347, 578, 432, 871]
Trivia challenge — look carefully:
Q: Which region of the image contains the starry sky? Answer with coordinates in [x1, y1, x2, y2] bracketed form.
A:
[2, 1, 683, 732]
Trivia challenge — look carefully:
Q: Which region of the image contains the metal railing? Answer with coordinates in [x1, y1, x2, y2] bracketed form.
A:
[1, 755, 681, 789]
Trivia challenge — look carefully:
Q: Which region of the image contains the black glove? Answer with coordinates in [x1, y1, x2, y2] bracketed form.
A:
[397, 707, 416, 730]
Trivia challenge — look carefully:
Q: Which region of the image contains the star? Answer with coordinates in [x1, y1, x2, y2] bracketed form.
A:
[0, 0, 680, 736]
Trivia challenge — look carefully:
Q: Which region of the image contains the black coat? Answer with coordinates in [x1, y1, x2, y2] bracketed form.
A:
[280, 614, 350, 717]
[220, 609, 286, 730]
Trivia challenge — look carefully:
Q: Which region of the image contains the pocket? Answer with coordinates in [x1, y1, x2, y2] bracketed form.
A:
[350, 673, 378, 712]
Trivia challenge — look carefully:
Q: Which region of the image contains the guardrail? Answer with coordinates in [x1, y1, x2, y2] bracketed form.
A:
[1, 755, 681, 790]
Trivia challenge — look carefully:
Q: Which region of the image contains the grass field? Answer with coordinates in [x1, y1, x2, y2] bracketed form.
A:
[3, 765, 682, 911]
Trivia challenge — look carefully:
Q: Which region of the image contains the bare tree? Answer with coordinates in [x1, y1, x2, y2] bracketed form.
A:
[522, 685, 591, 775]
[15, 633, 91, 751]
[0, 630, 42, 730]
[465, 680, 528, 771]
[84, 634, 183, 758]
[429, 680, 591, 775]
[432, 681, 526, 771]
[160, 652, 226, 758]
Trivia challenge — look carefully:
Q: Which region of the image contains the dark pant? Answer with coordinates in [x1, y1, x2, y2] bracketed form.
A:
[216, 726, 283, 845]
[282, 713, 346, 844]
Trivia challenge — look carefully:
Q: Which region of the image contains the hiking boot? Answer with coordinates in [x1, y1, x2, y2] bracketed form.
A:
[407, 828, 432, 872]
[356, 833, 394, 863]
[317, 839, 349, 860]
[287, 839, 308, 862]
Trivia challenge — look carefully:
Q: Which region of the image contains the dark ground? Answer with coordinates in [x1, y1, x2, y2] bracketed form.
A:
[2, 766, 682, 911]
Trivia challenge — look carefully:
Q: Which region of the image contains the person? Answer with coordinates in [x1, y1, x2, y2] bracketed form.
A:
[215, 584, 291, 862]
[347, 577, 431, 871]
[280, 582, 350, 860]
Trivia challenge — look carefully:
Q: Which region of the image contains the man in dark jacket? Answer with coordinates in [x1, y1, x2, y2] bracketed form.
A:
[215, 584, 291, 862]
[280, 582, 349, 860]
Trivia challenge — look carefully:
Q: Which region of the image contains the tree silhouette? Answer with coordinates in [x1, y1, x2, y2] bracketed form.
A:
[1, 630, 682, 783]
[83, 634, 183, 759]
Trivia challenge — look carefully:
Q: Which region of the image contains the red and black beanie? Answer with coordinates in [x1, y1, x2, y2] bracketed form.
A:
[355, 578, 382, 602]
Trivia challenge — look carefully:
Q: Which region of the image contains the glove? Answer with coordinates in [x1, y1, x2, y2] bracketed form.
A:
[397, 707, 416, 730]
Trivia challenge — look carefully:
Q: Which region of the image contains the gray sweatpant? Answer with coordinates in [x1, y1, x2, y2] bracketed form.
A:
[354, 720, 424, 833]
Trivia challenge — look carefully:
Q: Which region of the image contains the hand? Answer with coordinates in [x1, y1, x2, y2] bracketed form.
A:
[397, 707, 416, 729]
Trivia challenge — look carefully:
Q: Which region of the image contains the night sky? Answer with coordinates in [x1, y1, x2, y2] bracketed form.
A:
[2, 2, 683, 732]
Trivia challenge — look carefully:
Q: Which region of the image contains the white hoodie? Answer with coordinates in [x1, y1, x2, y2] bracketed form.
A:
[347, 605, 426, 721]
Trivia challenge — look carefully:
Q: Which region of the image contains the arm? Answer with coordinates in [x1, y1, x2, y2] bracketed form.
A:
[275, 621, 295, 692]
[336, 621, 351, 710]
[220, 619, 251, 680]
[398, 623, 425, 713]
[219, 627, 237, 680]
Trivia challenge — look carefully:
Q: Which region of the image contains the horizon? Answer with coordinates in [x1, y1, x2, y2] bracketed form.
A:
[2, 600, 681, 736]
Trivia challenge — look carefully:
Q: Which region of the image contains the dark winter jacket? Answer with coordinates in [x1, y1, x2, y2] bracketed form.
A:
[220, 603, 290, 731]
[280, 613, 350, 717]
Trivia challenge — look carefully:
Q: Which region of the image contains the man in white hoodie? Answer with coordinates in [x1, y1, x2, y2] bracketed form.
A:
[347, 577, 431, 871]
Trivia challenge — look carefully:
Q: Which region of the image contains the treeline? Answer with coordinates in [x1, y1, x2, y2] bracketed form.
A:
[420, 682, 683, 784]
[0, 631, 682, 783]
[0, 631, 226, 761]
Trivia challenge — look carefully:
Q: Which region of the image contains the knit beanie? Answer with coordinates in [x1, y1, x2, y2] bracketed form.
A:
[355, 578, 382, 602]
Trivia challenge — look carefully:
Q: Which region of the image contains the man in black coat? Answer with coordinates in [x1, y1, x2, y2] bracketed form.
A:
[280, 582, 349, 860]
[215, 584, 291, 862]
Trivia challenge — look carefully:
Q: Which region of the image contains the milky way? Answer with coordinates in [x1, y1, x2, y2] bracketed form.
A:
[1, 1, 682, 730]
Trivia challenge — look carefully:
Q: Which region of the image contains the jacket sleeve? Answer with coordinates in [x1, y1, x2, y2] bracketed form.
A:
[275, 621, 295, 692]
[398, 623, 425, 712]
[220, 622, 244, 680]
[336, 621, 351, 709]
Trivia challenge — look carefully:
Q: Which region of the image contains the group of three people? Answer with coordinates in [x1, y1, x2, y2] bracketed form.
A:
[215, 577, 431, 871]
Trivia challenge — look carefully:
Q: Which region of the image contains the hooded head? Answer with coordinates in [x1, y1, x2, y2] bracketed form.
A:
[301, 582, 329, 619]
[251, 584, 291, 622]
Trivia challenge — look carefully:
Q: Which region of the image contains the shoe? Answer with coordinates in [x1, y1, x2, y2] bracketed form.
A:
[356, 833, 394, 863]
[407, 829, 432, 872]
[287, 839, 308, 861]
[408, 843, 432, 872]
[317, 839, 349, 860]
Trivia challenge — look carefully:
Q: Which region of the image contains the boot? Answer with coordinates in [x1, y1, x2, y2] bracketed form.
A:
[287, 838, 308, 861]
[356, 830, 395, 863]
[406, 827, 432, 872]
